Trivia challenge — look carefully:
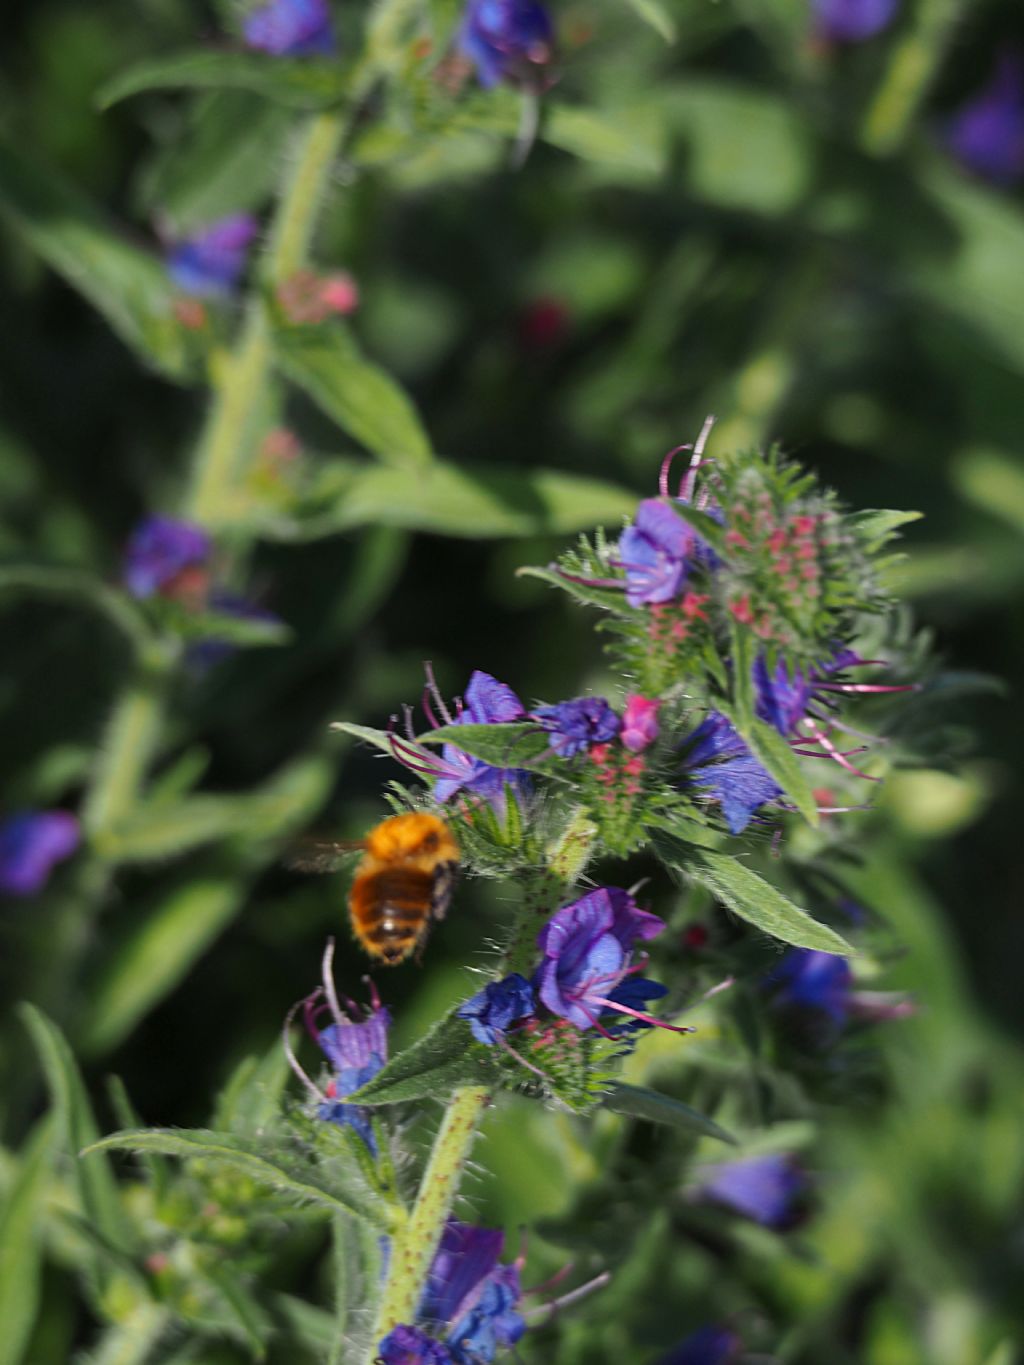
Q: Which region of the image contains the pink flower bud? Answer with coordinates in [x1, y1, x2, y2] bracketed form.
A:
[621, 695, 660, 752]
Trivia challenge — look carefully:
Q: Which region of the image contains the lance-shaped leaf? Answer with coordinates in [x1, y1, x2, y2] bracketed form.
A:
[516, 564, 633, 614]
[0, 141, 192, 382]
[19, 1006, 140, 1304]
[655, 837, 853, 955]
[0, 1116, 57, 1365]
[273, 323, 433, 470]
[417, 722, 552, 769]
[330, 720, 432, 767]
[83, 1129, 399, 1232]
[848, 508, 922, 551]
[603, 1084, 737, 1144]
[97, 50, 349, 111]
[348, 1013, 498, 1106]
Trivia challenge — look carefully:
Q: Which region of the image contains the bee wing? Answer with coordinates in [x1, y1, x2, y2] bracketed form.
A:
[430, 860, 459, 922]
[286, 837, 364, 875]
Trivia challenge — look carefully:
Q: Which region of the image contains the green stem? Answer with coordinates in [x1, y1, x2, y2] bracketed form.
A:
[82, 648, 174, 843]
[186, 110, 346, 525]
[860, 0, 964, 157]
[364, 1085, 490, 1355]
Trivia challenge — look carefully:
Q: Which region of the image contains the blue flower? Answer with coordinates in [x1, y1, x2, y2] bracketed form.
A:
[378, 1325, 457, 1365]
[448, 1264, 525, 1362]
[242, 0, 335, 55]
[534, 696, 621, 758]
[122, 516, 211, 599]
[535, 887, 666, 1032]
[430, 671, 532, 814]
[767, 948, 853, 1025]
[656, 1325, 742, 1365]
[310, 997, 390, 1148]
[457, 974, 535, 1045]
[619, 499, 698, 608]
[166, 214, 258, 297]
[0, 811, 80, 897]
[812, 0, 899, 43]
[945, 54, 1024, 186]
[458, 0, 554, 89]
[695, 1154, 805, 1228]
[683, 712, 782, 835]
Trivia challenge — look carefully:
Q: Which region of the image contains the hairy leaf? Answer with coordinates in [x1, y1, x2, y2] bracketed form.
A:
[0, 1117, 57, 1365]
[603, 1083, 737, 1143]
[97, 50, 349, 111]
[417, 722, 551, 768]
[349, 1013, 498, 1106]
[83, 1129, 398, 1232]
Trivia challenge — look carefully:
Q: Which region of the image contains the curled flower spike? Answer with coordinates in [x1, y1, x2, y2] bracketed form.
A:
[620, 695, 660, 753]
[165, 215, 258, 298]
[458, 0, 555, 89]
[242, 0, 335, 55]
[693, 1154, 806, 1229]
[534, 696, 620, 757]
[812, 0, 899, 44]
[656, 1325, 742, 1365]
[389, 666, 532, 816]
[0, 811, 80, 897]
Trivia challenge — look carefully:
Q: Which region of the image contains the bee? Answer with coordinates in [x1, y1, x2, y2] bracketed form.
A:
[292, 812, 460, 965]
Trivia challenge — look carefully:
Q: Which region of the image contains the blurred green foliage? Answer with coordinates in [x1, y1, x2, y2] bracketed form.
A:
[1, 0, 1023, 1360]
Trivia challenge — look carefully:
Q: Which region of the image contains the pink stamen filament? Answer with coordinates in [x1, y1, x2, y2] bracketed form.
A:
[659, 444, 692, 499]
[588, 996, 695, 1034]
[682, 413, 716, 503]
[523, 1271, 612, 1322]
[423, 660, 455, 726]
[282, 997, 328, 1102]
[801, 719, 881, 780]
[493, 1031, 552, 1082]
[554, 566, 625, 592]
[322, 938, 345, 1030]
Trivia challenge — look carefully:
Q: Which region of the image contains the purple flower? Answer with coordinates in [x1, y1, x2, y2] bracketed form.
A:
[429, 671, 532, 814]
[0, 811, 79, 897]
[812, 0, 899, 43]
[418, 1220, 526, 1362]
[535, 887, 666, 1032]
[166, 214, 258, 297]
[122, 516, 211, 599]
[534, 696, 620, 758]
[306, 992, 390, 1148]
[683, 712, 782, 835]
[657, 1325, 742, 1365]
[767, 948, 853, 1025]
[457, 974, 536, 1045]
[458, 0, 554, 89]
[695, 1154, 806, 1228]
[945, 54, 1024, 186]
[619, 499, 698, 608]
[242, 0, 335, 55]
[378, 1326, 456, 1365]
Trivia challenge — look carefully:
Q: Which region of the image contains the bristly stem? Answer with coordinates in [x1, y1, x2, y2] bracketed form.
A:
[861, 0, 964, 156]
[359, 814, 596, 1359]
[363, 1084, 490, 1356]
[186, 109, 346, 525]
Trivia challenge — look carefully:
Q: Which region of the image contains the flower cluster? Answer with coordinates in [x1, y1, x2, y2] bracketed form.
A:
[378, 1219, 525, 1363]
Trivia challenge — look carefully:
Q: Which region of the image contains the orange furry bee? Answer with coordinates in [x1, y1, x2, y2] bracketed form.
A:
[293, 812, 460, 965]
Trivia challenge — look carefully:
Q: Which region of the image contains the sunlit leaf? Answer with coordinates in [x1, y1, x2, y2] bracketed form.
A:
[603, 1083, 737, 1143]
[97, 49, 349, 111]
[349, 1013, 498, 1106]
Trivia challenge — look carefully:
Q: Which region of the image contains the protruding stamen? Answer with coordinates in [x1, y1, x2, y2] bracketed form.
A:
[322, 937, 345, 1030]
[523, 1271, 612, 1322]
[283, 997, 328, 1102]
[659, 444, 692, 499]
[423, 660, 455, 726]
[801, 719, 881, 780]
[589, 996, 696, 1034]
[682, 413, 716, 503]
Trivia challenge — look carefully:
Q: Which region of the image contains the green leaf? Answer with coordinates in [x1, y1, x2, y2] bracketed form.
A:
[19, 1006, 139, 1300]
[96, 50, 349, 111]
[349, 1013, 498, 1106]
[138, 92, 294, 233]
[83, 1129, 398, 1232]
[330, 719, 433, 768]
[544, 104, 667, 180]
[719, 704, 819, 829]
[214, 1041, 293, 1135]
[657, 839, 854, 954]
[622, 0, 677, 42]
[204, 1263, 271, 1360]
[80, 871, 245, 1056]
[0, 141, 192, 382]
[603, 1083, 737, 1144]
[729, 622, 756, 728]
[847, 508, 923, 549]
[516, 564, 631, 614]
[273, 324, 433, 470]
[106, 1077, 169, 1197]
[0, 1116, 57, 1365]
[96, 795, 253, 862]
[417, 722, 551, 768]
[82, 1306, 171, 1365]
[304, 462, 634, 539]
